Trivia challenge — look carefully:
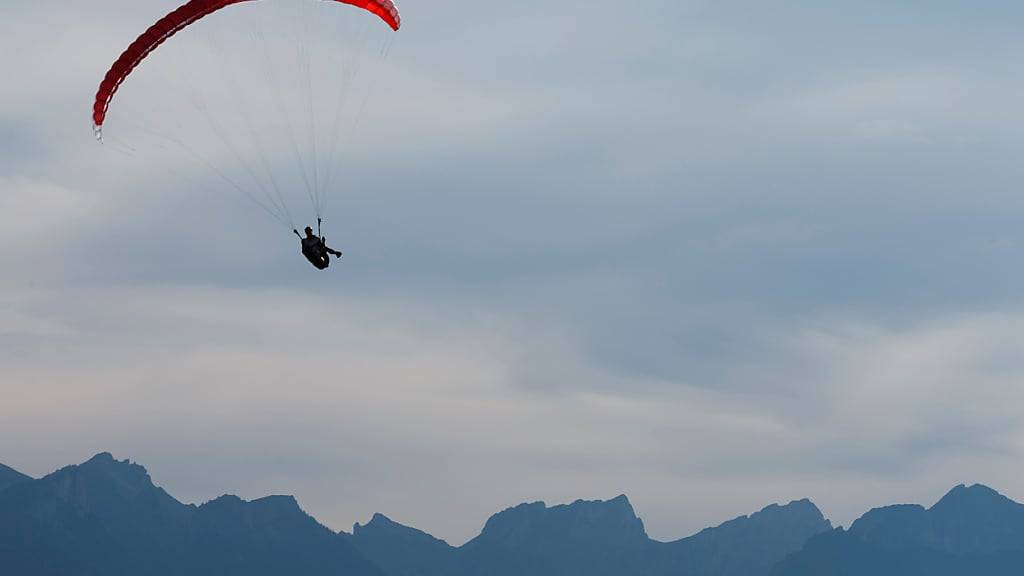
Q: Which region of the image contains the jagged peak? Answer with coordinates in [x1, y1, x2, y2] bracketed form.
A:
[486, 496, 639, 522]
[564, 494, 634, 509]
[560, 495, 642, 525]
[77, 452, 151, 479]
[355, 512, 402, 532]
[369, 512, 396, 525]
[352, 512, 453, 548]
[678, 498, 830, 545]
[206, 494, 245, 506]
[478, 495, 647, 542]
[198, 493, 319, 533]
[755, 498, 829, 522]
[848, 503, 926, 536]
[593, 494, 634, 511]
[38, 452, 157, 496]
[85, 452, 116, 464]
[508, 500, 547, 513]
[927, 483, 1024, 527]
[857, 503, 927, 518]
[254, 495, 305, 515]
[202, 494, 302, 514]
[933, 484, 1007, 509]
[252, 494, 300, 506]
[736, 498, 827, 522]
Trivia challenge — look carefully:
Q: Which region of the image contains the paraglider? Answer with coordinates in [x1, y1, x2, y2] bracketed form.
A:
[92, 0, 401, 270]
[92, 0, 400, 133]
[295, 223, 343, 270]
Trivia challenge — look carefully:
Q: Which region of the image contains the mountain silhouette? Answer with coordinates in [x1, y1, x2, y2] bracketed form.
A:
[771, 484, 1024, 576]
[0, 453, 830, 576]
[0, 463, 31, 494]
[349, 513, 457, 576]
[0, 453, 381, 576]
[450, 495, 652, 576]
[846, 484, 1024, 555]
[651, 499, 831, 576]
[347, 494, 830, 576]
[5, 453, 1020, 576]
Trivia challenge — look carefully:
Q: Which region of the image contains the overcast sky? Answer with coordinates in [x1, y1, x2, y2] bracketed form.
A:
[3, 0, 1024, 545]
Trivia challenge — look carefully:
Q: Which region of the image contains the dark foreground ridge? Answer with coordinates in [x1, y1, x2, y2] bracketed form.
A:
[0, 454, 1018, 575]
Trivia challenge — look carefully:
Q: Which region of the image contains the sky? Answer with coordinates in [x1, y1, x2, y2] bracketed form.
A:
[3, 0, 1024, 545]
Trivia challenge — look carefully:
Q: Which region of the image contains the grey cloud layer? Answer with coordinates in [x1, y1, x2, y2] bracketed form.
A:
[2, 0, 1024, 543]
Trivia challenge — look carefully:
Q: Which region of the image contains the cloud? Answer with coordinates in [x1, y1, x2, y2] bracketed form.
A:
[0, 283, 781, 540]
[3, 0, 1024, 546]
[3, 281, 1023, 542]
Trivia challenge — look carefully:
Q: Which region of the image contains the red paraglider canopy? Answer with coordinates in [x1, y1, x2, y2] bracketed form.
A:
[92, 0, 400, 133]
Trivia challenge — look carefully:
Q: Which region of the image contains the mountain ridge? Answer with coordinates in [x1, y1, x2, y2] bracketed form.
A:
[0, 453, 381, 576]
[3, 453, 1019, 576]
[772, 484, 1024, 576]
[347, 492, 830, 576]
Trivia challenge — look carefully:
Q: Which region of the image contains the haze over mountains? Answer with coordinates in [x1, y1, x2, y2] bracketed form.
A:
[0, 453, 1020, 575]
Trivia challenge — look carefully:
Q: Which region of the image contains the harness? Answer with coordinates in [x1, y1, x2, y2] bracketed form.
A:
[296, 218, 330, 269]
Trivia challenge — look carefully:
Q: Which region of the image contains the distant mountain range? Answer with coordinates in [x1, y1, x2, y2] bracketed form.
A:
[0, 453, 1020, 575]
[771, 483, 1024, 576]
[348, 494, 828, 576]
